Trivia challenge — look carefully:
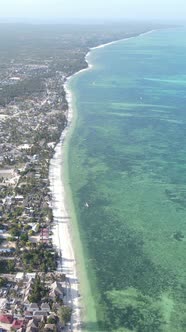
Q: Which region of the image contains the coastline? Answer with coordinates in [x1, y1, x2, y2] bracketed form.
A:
[49, 28, 156, 332]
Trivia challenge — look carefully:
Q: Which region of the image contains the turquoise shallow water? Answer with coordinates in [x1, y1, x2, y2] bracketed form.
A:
[68, 28, 186, 331]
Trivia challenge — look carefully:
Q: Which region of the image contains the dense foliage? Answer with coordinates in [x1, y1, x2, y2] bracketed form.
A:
[58, 306, 72, 325]
[22, 244, 57, 272]
[28, 276, 48, 303]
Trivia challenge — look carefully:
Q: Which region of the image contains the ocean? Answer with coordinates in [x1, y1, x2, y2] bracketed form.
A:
[67, 27, 186, 332]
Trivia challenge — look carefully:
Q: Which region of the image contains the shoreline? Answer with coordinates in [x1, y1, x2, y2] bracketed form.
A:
[49, 28, 156, 332]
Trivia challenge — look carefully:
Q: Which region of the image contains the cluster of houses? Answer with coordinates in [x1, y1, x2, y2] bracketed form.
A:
[0, 60, 72, 331]
[0, 63, 49, 87]
[0, 273, 66, 331]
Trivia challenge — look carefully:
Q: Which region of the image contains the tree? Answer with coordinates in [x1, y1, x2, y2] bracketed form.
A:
[20, 232, 28, 242]
[10, 227, 20, 237]
[47, 316, 57, 324]
[28, 276, 48, 303]
[28, 230, 34, 236]
[24, 224, 32, 231]
[7, 260, 15, 273]
[58, 306, 72, 325]
[0, 277, 7, 287]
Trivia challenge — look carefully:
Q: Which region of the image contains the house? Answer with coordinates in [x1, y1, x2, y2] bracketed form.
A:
[15, 272, 24, 281]
[33, 311, 48, 319]
[49, 281, 64, 299]
[24, 280, 34, 301]
[26, 279, 35, 289]
[25, 273, 36, 281]
[41, 303, 50, 312]
[26, 318, 39, 332]
[32, 223, 39, 233]
[14, 195, 24, 202]
[24, 288, 33, 300]
[0, 314, 13, 324]
[40, 228, 49, 234]
[40, 228, 49, 240]
[28, 303, 39, 312]
[24, 311, 33, 319]
[11, 319, 24, 330]
[0, 248, 14, 254]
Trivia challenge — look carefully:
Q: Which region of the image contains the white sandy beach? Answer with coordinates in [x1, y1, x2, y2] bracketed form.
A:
[49, 29, 155, 332]
[49, 52, 93, 332]
[49, 86, 82, 331]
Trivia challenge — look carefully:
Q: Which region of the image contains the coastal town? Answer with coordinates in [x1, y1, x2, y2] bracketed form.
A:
[0, 22, 165, 331]
[0, 60, 72, 331]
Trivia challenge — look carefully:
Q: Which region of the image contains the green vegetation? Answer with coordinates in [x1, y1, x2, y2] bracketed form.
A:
[10, 226, 21, 237]
[58, 306, 72, 325]
[20, 232, 29, 243]
[0, 260, 15, 273]
[28, 276, 48, 303]
[0, 277, 7, 287]
[0, 77, 44, 106]
[22, 243, 57, 272]
[47, 316, 57, 324]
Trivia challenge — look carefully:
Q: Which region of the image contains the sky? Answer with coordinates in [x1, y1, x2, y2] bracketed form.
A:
[0, 0, 185, 22]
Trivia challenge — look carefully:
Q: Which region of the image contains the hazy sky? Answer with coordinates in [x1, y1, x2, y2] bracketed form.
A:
[0, 0, 185, 22]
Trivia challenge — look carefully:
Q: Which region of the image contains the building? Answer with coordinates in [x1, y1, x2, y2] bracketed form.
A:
[49, 281, 64, 299]
[11, 319, 24, 330]
[15, 272, 24, 281]
[0, 314, 13, 324]
[26, 318, 39, 332]
[33, 311, 48, 319]
[41, 303, 50, 312]
[28, 303, 39, 312]
[25, 273, 36, 281]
